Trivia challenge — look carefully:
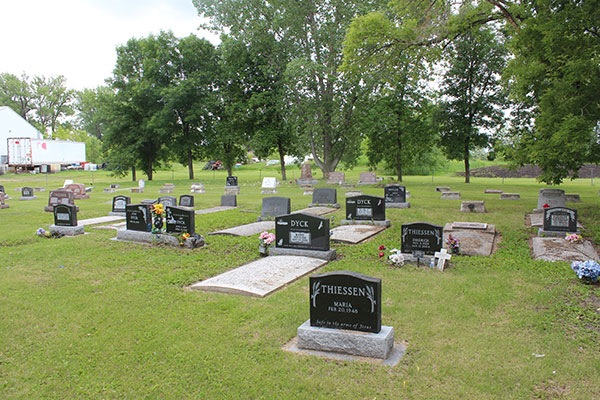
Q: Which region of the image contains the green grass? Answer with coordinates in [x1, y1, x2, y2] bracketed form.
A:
[1, 164, 599, 399]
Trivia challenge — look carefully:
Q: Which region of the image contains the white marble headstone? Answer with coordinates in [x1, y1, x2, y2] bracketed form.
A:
[262, 177, 277, 189]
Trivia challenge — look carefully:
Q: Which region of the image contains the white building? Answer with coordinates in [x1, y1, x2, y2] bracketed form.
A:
[0, 106, 43, 164]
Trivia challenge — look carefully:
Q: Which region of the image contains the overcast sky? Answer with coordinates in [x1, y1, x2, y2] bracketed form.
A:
[0, 0, 219, 90]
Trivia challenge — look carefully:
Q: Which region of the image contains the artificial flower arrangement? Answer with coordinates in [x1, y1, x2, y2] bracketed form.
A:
[446, 234, 460, 255]
[151, 203, 165, 232]
[259, 232, 276, 255]
[377, 245, 405, 267]
[178, 232, 190, 246]
[36, 228, 64, 239]
[571, 260, 600, 283]
[565, 233, 582, 243]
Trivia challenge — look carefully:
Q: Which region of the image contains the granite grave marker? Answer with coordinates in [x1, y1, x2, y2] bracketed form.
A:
[45, 190, 76, 212]
[158, 196, 177, 208]
[310, 188, 338, 207]
[111, 195, 130, 214]
[401, 222, 443, 255]
[542, 207, 577, 234]
[275, 213, 330, 251]
[53, 204, 77, 226]
[126, 204, 152, 232]
[166, 206, 195, 234]
[260, 196, 291, 220]
[345, 195, 385, 221]
[179, 195, 195, 208]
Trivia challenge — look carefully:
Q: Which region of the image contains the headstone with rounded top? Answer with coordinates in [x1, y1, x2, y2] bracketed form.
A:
[538, 207, 578, 237]
[45, 190, 77, 212]
[50, 204, 84, 236]
[110, 195, 130, 216]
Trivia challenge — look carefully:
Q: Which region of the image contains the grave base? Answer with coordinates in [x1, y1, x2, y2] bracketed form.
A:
[268, 247, 336, 261]
[49, 224, 84, 236]
[400, 253, 435, 266]
[45, 205, 79, 212]
[297, 320, 394, 360]
[297, 179, 318, 185]
[341, 219, 391, 228]
[190, 189, 205, 194]
[131, 188, 144, 193]
[19, 196, 37, 200]
[224, 186, 240, 195]
[357, 182, 376, 186]
[386, 202, 410, 209]
[158, 189, 173, 194]
[261, 189, 277, 195]
[538, 229, 579, 238]
[308, 203, 340, 209]
[115, 229, 205, 249]
[108, 211, 126, 217]
[0, 204, 9, 209]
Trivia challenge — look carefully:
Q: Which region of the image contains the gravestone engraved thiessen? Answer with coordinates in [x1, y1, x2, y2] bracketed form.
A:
[309, 188, 339, 208]
[110, 195, 130, 216]
[126, 204, 152, 232]
[50, 204, 84, 236]
[401, 222, 443, 256]
[309, 271, 381, 333]
[385, 185, 409, 209]
[166, 206, 195, 234]
[357, 172, 377, 185]
[538, 207, 578, 237]
[44, 190, 77, 212]
[20, 187, 37, 200]
[258, 196, 291, 221]
[269, 213, 335, 260]
[342, 195, 390, 227]
[179, 195, 195, 208]
[535, 188, 566, 212]
[158, 196, 177, 208]
[221, 194, 237, 207]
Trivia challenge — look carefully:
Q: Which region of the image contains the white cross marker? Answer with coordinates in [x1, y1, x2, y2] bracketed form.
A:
[434, 248, 452, 271]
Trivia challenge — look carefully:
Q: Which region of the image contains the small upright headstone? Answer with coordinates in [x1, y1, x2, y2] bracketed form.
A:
[261, 177, 278, 194]
[126, 204, 152, 232]
[0, 185, 5, 193]
[20, 187, 37, 200]
[0, 192, 9, 209]
[460, 201, 486, 213]
[158, 187, 173, 194]
[436, 187, 451, 192]
[166, 206, 195, 234]
[297, 163, 318, 185]
[110, 184, 120, 189]
[64, 183, 90, 199]
[484, 189, 503, 194]
[385, 185, 409, 208]
[259, 196, 291, 221]
[500, 193, 520, 200]
[50, 204, 84, 236]
[535, 188, 566, 212]
[138, 179, 145, 188]
[539, 207, 578, 237]
[110, 195, 130, 216]
[342, 195, 389, 227]
[309, 188, 339, 208]
[179, 195, 195, 208]
[220, 194, 237, 207]
[158, 196, 177, 208]
[565, 194, 581, 203]
[327, 172, 345, 185]
[401, 222, 443, 256]
[224, 176, 240, 195]
[44, 190, 76, 212]
[357, 172, 377, 185]
[269, 213, 335, 260]
[190, 183, 205, 194]
[441, 192, 461, 200]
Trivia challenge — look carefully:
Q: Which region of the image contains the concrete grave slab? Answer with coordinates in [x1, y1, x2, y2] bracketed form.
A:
[195, 206, 237, 215]
[441, 192, 460, 200]
[460, 201, 486, 213]
[484, 189, 503, 194]
[209, 221, 275, 237]
[92, 222, 127, 230]
[189, 255, 327, 297]
[565, 194, 581, 202]
[500, 193, 520, 200]
[443, 223, 498, 256]
[330, 225, 386, 244]
[77, 215, 125, 226]
[293, 207, 337, 216]
[531, 238, 599, 262]
[528, 213, 583, 229]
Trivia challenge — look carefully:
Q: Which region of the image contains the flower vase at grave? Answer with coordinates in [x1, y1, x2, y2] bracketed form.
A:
[259, 245, 268, 256]
[153, 215, 163, 232]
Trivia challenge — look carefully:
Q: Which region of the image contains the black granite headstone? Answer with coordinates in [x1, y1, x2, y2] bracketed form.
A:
[221, 194, 237, 207]
[309, 271, 381, 333]
[261, 196, 291, 219]
[165, 206, 195, 234]
[158, 196, 177, 207]
[0, 185, 4, 193]
[179, 195, 195, 208]
[312, 188, 337, 205]
[140, 199, 157, 205]
[226, 176, 238, 186]
[345, 195, 385, 221]
[385, 185, 406, 203]
[112, 195, 130, 213]
[275, 213, 330, 251]
[53, 204, 77, 226]
[22, 187, 34, 197]
[543, 207, 577, 232]
[126, 204, 152, 232]
[401, 222, 443, 255]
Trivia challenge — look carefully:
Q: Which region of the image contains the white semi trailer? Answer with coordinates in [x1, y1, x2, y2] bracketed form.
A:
[7, 137, 86, 167]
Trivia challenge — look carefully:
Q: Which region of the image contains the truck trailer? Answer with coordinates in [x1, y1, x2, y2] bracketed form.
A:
[7, 137, 86, 167]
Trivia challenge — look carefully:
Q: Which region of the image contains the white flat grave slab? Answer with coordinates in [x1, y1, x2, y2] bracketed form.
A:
[190, 255, 327, 297]
[92, 222, 126, 230]
[443, 223, 498, 256]
[531, 238, 599, 262]
[77, 215, 125, 226]
[195, 206, 237, 215]
[528, 213, 583, 229]
[330, 225, 386, 244]
[452, 222, 488, 230]
[293, 207, 337, 216]
[210, 221, 275, 237]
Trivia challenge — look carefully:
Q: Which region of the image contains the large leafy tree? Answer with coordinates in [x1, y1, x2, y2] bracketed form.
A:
[438, 24, 508, 183]
[0, 72, 34, 119]
[194, 0, 386, 178]
[505, 0, 600, 184]
[103, 32, 175, 180]
[31, 75, 74, 136]
[75, 86, 113, 140]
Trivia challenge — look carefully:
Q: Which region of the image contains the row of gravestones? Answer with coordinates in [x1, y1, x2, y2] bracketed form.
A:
[126, 204, 195, 234]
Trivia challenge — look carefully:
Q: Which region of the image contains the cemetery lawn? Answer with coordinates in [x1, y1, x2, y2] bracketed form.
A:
[1, 165, 599, 399]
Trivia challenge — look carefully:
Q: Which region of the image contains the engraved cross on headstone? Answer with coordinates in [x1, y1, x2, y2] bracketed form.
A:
[434, 248, 452, 271]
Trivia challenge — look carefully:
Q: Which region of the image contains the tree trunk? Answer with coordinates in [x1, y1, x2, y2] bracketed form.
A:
[464, 143, 470, 183]
[277, 139, 287, 181]
[147, 159, 153, 181]
[188, 149, 194, 180]
[396, 129, 403, 182]
[226, 163, 232, 177]
[132, 166, 136, 182]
